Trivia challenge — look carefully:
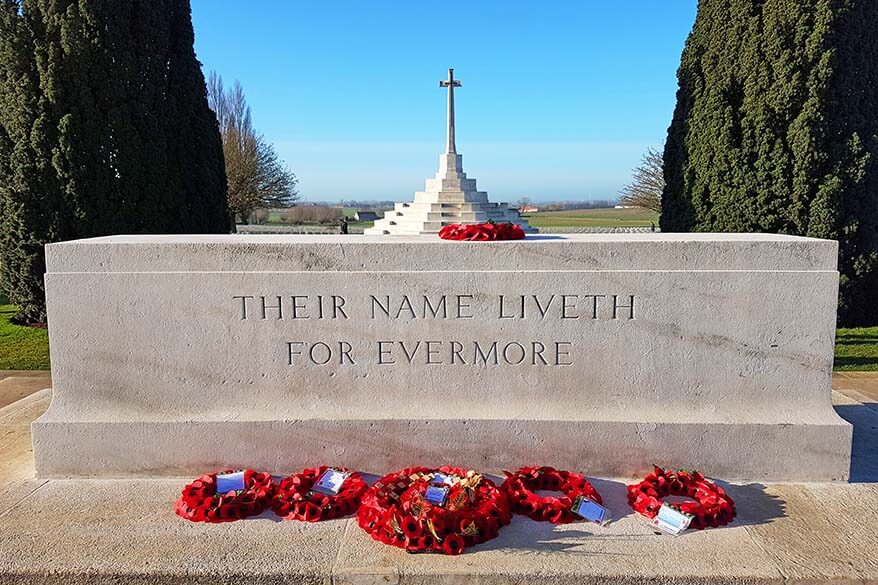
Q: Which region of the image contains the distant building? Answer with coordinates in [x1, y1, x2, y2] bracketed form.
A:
[521, 205, 540, 213]
[355, 210, 380, 222]
[615, 205, 638, 209]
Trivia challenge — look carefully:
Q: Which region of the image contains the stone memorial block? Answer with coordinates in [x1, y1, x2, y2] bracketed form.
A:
[34, 233, 852, 480]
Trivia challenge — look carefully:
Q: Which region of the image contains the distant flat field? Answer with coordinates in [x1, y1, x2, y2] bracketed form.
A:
[525, 207, 660, 228]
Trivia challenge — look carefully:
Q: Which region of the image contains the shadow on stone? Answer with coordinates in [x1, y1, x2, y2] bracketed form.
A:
[834, 403, 878, 483]
[473, 516, 645, 555]
[720, 482, 786, 527]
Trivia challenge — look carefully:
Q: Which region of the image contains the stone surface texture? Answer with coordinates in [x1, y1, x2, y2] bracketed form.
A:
[363, 153, 532, 235]
[0, 374, 875, 584]
[34, 234, 850, 480]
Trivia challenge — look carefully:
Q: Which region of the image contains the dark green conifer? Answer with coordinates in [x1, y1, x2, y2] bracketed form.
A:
[0, 0, 229, 323]
[662, 0, 878, 325]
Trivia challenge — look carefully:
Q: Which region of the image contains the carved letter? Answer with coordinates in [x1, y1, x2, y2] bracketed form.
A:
[532, 295, 556, 319]
[423, 296, 448, 319]
[339, 341, 355, 365]
[473, 341, 499, 366]
[261, 296, 283, 320]
[426, 341, 443, 364]
[561, 295, 579, 319]
[451, 341, 466, 364]
[531, 341, 548, 365]
[287, 342, 304, 365]
[612, 295, 636, 320]
[457, 295, 474, 319]
[399, 341, 422, 363]
[309, 342, 332, 365]
[503, 342, 526, 365]
[233, 296, 254, 320]
[554, 342, 573, 366]
[332, 296, 349, 319]
[377, 341, 395, 364]
[371, 296, 391, 319]
[395, 296, 417, 319]
[498, 295, 515, 319]
[291, 296, 309, 319]
[583, 295, 606, 320]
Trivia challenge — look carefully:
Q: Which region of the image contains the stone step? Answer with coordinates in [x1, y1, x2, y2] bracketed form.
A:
[0, 476, 874, 584]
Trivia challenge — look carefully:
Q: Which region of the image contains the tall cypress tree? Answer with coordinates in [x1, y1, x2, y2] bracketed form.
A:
[0, 0, 229, 324]
[662, 0, 878, 326]
[0, 0, 68, 323]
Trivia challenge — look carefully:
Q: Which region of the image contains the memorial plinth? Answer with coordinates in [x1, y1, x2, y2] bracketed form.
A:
[34, 234, 852, 481]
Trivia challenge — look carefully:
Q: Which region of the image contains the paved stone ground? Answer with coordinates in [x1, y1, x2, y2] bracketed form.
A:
[0, 371, 875, 584]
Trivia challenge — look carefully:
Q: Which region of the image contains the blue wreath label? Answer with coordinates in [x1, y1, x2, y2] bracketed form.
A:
[424, 484, 450, 507]
[571, 496, 610, 525]
[313, 469, 351, 496]
[215, 471, 246, 493]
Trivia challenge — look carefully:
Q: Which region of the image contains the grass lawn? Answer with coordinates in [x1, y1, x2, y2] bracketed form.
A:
[834, 327, 878, 371]
[525, 207, 660, 228]
[0, 304, 50, 370]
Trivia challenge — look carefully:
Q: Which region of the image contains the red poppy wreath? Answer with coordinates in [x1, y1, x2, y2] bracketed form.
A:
[272, 466, 368, 521]
[438, 222, 526, 241]
[501, 466, 603, 524]
[175, 469, 274, 523]
[627, 466, 736, 529]
[357, 466, 512, 555]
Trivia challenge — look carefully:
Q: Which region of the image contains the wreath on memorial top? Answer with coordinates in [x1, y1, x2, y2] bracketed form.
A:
[174, 469, 274, 523]
[272, 466, 368, 522]
[438, 221, 526, 241]
[356, 466, 512, 555]
[501, 466, 603, 524]
[627, 466, 736, 530]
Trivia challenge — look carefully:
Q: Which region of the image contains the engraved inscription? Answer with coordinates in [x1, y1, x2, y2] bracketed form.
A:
[235, 292, 637, 367]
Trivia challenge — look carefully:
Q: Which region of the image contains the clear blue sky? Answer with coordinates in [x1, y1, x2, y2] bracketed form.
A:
[190, 1, 697, 202]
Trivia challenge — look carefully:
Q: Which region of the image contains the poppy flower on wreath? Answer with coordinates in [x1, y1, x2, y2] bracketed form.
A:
[174, 469, 274, 523]
[626, 466, 736, 530]
[272, 466, 368, 522]
[438, 222, 526, 241]
[356, 466, 512, 555]
[501, 466, 603, 524]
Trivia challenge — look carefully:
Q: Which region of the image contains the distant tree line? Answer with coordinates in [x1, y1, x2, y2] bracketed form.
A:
[251, 206, 343, 225]
[536, 200, 619, 211]
[0, 0, 229, 324]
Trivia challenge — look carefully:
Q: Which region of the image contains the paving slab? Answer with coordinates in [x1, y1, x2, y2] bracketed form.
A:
[834, 372, 878, 403]
[0, 479, 345, 585]
[0, 375, 873, 583]
[832, 391, 878, 483]
[0, 370, 51, 378]
[744, 483, 878, 583]
[0, 374, 50, 410]
[333, 478, 786, 585]
[0, 476, 874, 584]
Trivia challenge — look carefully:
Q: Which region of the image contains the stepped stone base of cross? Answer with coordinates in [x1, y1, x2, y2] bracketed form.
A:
[364, 153, 533, 235]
